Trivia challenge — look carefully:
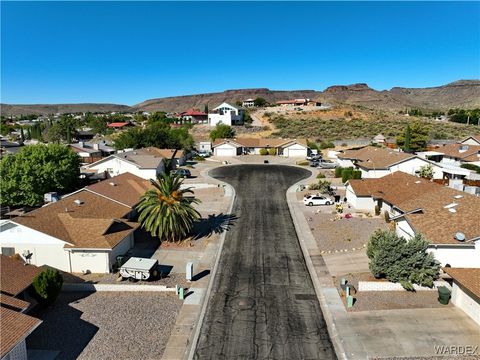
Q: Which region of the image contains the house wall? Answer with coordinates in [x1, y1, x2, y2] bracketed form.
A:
[89, 157, 162, 180]
[451, 282, 480, 325]
[337, 159, 354, 168]
[0, 222, 71, 272]
[282, 143, 308, 158]
[390, 158, 443, 179]
[208, 113, 232, 127]
[427, 244, 480, 268]
[213, 143, 240, 157]
[395, 218, 416, 239]
[345, 184, 375, 211]
[108, 232, 134, 270]
[3, 338, 28, 360]
[69, 250, 110, 274]
[360, 168, 391, 179]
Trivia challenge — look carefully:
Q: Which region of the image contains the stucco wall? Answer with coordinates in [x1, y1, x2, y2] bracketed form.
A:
[451, 282, 480, 325]
[345, 185, 376, 211]
[428, 244, 480, 268]
[89, 157, 162, 180]
[283, 143, 308, 157]
[69, 250, 110, 274]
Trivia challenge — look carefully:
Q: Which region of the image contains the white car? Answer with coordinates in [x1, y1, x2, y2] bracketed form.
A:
[303, 195, 333, 206]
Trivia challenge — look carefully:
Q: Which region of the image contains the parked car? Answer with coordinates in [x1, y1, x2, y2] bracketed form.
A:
[316, 160, 338, 169]
[171, 168, 191, 178]
[303, 195, 334, 206]
[306, 154, 322, 161]
[197, 151, 210, 158]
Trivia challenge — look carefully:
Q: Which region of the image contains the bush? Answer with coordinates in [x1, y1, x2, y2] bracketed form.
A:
[335, 166, 344, 178]
[259, 148, 268, 156]
[352, 170, 362, 179]
[366, 230, 440, 290]
[320, 141, 335, 149]
[32, 269, 63, 305]
[341, 168, 354, 183]
[296, 160, 309, 166]
[193, 156, 206, 161]
[316, 173, 326, 179]
[268, 148, 276, 156]
[309, 180, 331, 193]
[461, 163, 480, 174]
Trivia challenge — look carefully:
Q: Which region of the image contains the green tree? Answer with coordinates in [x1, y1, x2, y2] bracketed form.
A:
[209, 123, 236, 141]
[136, 173, 201, 242]
[0, 144, 80, 206]
[367, 230, 440, 290]
[419, 164, 434, 179]
[397, 122, 428, 152]
[259, 148, 268, 155]
[254, 97, 267, 107]
[87, 115, 109, 135]
[204, 104, 209, 114]
[32, 268, 63, 305]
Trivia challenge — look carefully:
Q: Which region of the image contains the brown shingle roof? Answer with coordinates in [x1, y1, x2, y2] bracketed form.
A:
[348, 172, 480, 245]
[444, 268, 480, 299]
[212, 138, 308, 148]
[147, 148, 185, 159]
[0, 255, 42, 297]
[348, 172, 439, 205]
[0, 307, 41, 358]
[0, 294, 30, 312]
[14, 190, 137, 249]
[435, 143, 480, 162]
[338, 146, 415, 169]
[86, 172, 153, 207]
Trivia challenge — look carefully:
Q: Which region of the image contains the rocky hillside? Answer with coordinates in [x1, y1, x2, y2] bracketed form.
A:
[316, 80, 480, 111]
[2, 80, 478, 115]
[1, 103, 132, 116]
[133, 88, 319, 113]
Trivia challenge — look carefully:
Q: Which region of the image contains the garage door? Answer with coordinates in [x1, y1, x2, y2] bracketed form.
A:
[215, 147, 237, 157]
[287, 148, 306, 157]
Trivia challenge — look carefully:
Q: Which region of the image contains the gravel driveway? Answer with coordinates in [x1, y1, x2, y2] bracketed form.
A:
[28, 292, 182, 360]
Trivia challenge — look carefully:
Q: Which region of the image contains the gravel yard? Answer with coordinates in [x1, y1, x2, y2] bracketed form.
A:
[333, 273, 449, 312]
[28, 292, 182, 360]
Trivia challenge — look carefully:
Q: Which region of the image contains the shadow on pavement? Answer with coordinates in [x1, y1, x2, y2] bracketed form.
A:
[192, 213, 238, 240]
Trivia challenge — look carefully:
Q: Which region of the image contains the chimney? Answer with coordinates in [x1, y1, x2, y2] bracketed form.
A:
[93, 143, 100, 150]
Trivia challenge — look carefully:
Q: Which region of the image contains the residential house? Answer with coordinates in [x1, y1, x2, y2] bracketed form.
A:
[69, 142, 102, 164]
[337, 146, 444, 179]
[461, 136, 480, 146]
[85, 147, 166, 180]
[275, 99, 321, 107]
[196, 141, 212, 154]
[0, 190, 138, 273]
[242, 99, 255, 108]
[208, 102, 244, 127]
[212, 138, 309, 157]
[107, 122, 132, 130]
[426, 143, 480, 167]
[346, 172, 480, 268]
[178, 109, 208, 124]
[153, 148, 186, 168]
[0, 255, 43, 360]
[443, 268, 480, 325]
[372, 134, 386, 144]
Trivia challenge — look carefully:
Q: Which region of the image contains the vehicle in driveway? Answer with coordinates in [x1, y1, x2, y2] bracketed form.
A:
[303, 194, 334, 206]
[306, 154, 322, 161]
[171, 168, 191, 178]
[316, 160, 338, 169]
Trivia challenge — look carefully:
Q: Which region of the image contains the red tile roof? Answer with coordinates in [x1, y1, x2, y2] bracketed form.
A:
[180, 109, 207, 116]
[107, 122, 130, 128]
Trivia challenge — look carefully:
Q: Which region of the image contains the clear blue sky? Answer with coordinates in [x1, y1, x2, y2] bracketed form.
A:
[1, 1, 479, 105]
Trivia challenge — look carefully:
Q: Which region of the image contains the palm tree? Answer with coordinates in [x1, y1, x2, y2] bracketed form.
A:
[136, 173, 201, 242]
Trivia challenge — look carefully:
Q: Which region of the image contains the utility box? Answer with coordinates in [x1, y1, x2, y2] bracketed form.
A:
[186, 262, 193, 281]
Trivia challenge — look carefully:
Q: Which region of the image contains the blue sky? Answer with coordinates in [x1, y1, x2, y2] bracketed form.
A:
[1, 1, 479, 105]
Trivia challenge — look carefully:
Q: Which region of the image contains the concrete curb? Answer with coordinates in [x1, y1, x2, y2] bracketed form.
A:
[186, 169, 236, 360]
[286, 172, 349, 360]
[62, 283, 177, 292]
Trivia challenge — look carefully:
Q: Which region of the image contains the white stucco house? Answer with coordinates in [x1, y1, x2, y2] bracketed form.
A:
[346, 172, 480, 268]
[212, 138, 309, 157]
[337, 145, 444, 179]
[461, 136, 480, 146]
[0, 190, 137, 274]
[85, 146, 166, 180]
[208, 102, 244, 126]
[444, 268, 480, 326]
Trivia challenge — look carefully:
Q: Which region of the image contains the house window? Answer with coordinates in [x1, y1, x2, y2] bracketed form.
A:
[1, 247, 15, 256]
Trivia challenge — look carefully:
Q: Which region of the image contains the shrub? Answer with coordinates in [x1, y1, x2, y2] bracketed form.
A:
[296, 160, 309, 166]
[259, 148, 268, 156]
[461, 163, 480, 174]
[335, 166, 344, 178]
[419, 164, 434, 179]
[268, 148, 276, 156]
[384, 210, 390, 223]
[366, 230, 440, 290]
[320, 141, 335, 149]
[316, 173, 326, 179]
[32, 269, 63, 305]
[341, 168, 354, 183]
[308, 179, 331, 193]
[352, 170, 362, 179]
[193, 156, 206, 161]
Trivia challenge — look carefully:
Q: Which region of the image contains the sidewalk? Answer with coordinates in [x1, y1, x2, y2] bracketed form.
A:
[287, 175, 480, 359]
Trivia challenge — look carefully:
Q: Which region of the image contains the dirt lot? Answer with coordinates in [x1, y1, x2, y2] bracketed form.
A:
[333, 272, 450, 312]
[28, 292, 182, 360]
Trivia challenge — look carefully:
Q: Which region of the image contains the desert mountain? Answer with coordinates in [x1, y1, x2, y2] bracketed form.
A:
[2, 80, 479, 116]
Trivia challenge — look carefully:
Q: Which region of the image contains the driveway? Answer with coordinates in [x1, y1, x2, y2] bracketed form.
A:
[194, 165, 336, 359]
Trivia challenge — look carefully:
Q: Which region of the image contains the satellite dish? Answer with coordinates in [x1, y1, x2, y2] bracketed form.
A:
[455, 232, 465, 242]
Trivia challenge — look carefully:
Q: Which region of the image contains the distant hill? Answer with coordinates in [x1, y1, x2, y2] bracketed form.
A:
[133, 88, 319, 113]
[316, 80, 480, 111]
[1, 103, 132, 116]
[2, 80, 479, 116]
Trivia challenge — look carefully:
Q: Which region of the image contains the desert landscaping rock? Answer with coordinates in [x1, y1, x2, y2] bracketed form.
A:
[28, 292, 182, 360]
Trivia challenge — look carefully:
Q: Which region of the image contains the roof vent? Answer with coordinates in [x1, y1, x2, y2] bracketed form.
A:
[414, 180, 421, 184]
[454, 194, 463, 199]
[74, 199, 83, 205]
[448, 208, 457, 213]
[443, 203, 458, 209]
[109, 182, 117, 186]
[454, 232, 465, 241]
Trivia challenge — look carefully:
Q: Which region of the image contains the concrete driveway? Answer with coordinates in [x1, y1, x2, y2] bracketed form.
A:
[194, 165, 336, 359]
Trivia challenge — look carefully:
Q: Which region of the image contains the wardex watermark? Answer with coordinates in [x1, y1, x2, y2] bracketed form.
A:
[434, 345, 478, 356]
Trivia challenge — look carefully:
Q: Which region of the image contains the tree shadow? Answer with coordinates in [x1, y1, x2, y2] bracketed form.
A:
[191, 213, 238, 240]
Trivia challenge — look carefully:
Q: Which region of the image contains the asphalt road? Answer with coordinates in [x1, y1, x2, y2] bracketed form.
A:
[194, 165, 336, 360]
